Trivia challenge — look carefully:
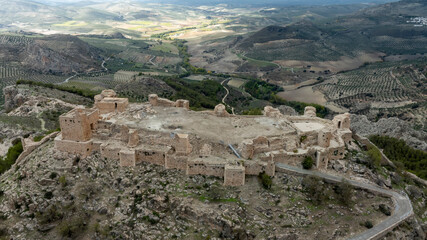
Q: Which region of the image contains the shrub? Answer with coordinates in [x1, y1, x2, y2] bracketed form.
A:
[259, 172, 272, 189]
[0, 226, 7, 237]
[366, 146, 382, 170]
[334, 179, 353, 207]
[16, 80, 99, 99]
[142, 215, 159, 225]
[300, 135, 307, 143]
[33, 135, 45, 142]
[379, 204, 391, 216]
[36, 204, 63, 224]
[49, 172, 58, 179]
[59, 175, 67, 187]
[207, 185, 225, 200]
[58, 216, 87, 238]
[242, 108, 263, 115]
[302, 156, 314, 169]
[364, 220, 373, 229]
[302, 176, 326, 205]
[44, 191, 53, 199]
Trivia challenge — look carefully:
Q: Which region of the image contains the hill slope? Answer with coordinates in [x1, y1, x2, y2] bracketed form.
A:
[238, 0, 427, 62]
[0, 34, 102, 74]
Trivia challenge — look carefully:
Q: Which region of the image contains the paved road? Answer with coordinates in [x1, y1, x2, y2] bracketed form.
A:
[275, 163, 414, 240]
[58, 57, 110, 85]
[221, 79, 235, 115]
[60, 72, 77, 84]
[149, 55, 157, 66]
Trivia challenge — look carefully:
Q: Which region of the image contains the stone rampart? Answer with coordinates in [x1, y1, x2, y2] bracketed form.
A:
[100, 143, 122, 160]
[136, 148, 168, 166]
[165, 154, 188, 170]
[224, 165, 245, 186]
[186, 158, 226, 177]
[120, 150, 136, 167]
[17, 132, 59, 164]
[55, 134, 94, 158]
[149, 94, 189, 109]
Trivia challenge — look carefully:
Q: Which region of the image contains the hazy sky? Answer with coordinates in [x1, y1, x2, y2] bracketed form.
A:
[35, 0, 396, 4]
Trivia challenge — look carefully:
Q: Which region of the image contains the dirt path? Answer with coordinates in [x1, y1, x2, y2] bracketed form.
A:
[58, 57, 110, 85]
[37, 112, 47, 132]
[221, 79, 235, 115]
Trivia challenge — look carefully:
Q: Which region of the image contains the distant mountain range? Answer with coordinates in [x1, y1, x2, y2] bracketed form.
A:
[34, 0, 397, 7]
[237, 0, 427, 62]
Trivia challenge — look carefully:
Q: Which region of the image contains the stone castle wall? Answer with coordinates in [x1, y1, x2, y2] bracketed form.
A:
[186, 158, 226, 177]
[54, 90, 353, 186]
[224, 165, 245, 186]
[100, 143, 121, 160]
[149, 94, 189, 110]
[59, 108, 99, 142]
[55, 135, 94, 158]
[165, 154, 188, 170]
[136, 148, 168, 166]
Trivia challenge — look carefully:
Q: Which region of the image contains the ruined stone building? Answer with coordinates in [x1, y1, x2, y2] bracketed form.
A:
[55, 90, 352, 186]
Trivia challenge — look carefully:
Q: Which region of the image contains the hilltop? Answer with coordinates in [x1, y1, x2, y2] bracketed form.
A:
[0, 34, 102, 74]
[238, 0, 427, 63]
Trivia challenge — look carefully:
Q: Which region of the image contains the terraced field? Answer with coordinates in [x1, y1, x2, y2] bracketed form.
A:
[0, 35, 34, 45]
[0, 65, 68, 105]
[65, 72, 115, 90]
[314, 61, 426, 109]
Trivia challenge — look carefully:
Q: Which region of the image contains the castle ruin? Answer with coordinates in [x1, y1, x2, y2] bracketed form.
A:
[55, 90, 352, 186]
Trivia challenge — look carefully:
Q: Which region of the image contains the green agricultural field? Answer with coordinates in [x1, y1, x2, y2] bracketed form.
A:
[53, 21, 88, 27]
[151, 42, 179, 55]
[63, 81, 106, 92]
[228, 78, 247, 88]
[237, 54, 278, 68]
[314, 59, 426, 109]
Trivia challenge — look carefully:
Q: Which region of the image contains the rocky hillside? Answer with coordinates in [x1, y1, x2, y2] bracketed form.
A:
[0, 85, 425, 239]
[0, 141, 401, 240]
[350, 114, 427, 151]
[0, 34, 102, 74]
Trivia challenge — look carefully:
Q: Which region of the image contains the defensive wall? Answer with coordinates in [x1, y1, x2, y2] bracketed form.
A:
[54, 91, 353, 186]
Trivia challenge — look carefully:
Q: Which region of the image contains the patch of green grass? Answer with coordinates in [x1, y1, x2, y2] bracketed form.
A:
[0, 141, 23, 175]
[237, 53, 278, 68]
[151, 42, 178, 55]
[0, 115, 41, 130]
[242, 108, 263, 115]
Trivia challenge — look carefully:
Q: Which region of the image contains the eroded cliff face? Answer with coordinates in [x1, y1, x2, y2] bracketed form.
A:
[350, 114, 427, 151]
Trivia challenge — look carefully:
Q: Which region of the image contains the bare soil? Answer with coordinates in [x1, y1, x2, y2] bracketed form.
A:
[274, 52, 385, 73]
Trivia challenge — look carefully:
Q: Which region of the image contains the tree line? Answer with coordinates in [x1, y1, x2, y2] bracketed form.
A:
[369, 135, 427, 179]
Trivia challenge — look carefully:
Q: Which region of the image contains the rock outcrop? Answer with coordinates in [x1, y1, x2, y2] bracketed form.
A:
[3, 85, 27, 112]
[350, 114, 427, 151]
